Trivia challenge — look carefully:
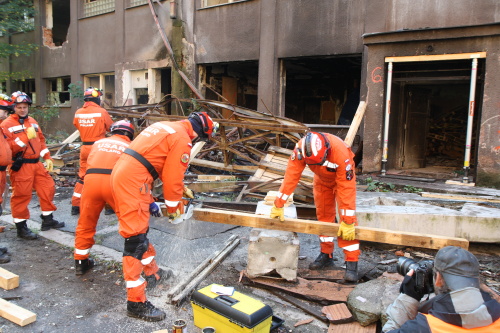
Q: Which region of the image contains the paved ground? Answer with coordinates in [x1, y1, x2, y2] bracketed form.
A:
[0, 183, 498, 333]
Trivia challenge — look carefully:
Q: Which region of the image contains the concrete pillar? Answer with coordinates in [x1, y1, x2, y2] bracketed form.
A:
[247, 229, 300, 281]
[69, 1, 81, 111]
[257, 0, 282, 115]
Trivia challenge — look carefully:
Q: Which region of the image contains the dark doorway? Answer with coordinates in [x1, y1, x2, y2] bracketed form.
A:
[388, 60, 483, 179]
[284, 56, 362, 125]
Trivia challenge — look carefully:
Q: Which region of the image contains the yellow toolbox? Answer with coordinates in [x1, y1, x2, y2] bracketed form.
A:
[191, 284, 274, 333]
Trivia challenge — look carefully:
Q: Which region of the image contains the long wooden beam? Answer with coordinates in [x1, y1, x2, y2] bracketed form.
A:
[193, 208, 469, 250]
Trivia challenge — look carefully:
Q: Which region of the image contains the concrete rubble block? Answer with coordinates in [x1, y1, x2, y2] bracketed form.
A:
[347, 277, 400, 326]
[246, 228, 300, 281]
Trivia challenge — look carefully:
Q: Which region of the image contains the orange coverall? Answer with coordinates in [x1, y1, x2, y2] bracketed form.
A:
[72, 101, 113, 207]
[0, 114, 56, 221]
[74, 134, 131, 261]
[0, 125, 12, 206]
[274, 133, 360, 262]
[110, 120, 195, 302]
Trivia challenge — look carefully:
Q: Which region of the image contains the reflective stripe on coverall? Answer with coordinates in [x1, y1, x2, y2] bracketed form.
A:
[110, 120, 195, 302]
[274, 133, 360, 262]
[74, 135, 130, 260]
[72, 102, 113, 207]
[0, 124, 12, 205]
[0, 114, 55, 220]
[422, 313, 500, 333]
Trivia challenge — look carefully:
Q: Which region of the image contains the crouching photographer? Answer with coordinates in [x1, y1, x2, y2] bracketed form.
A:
[382, 246, 500, 332]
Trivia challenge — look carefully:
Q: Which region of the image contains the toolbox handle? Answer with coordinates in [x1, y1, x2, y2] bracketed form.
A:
[215, 295, 239, 306]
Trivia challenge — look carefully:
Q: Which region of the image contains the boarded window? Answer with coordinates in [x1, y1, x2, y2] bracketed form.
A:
[128, 0, 148, 7]
[82, 0, 115, 18]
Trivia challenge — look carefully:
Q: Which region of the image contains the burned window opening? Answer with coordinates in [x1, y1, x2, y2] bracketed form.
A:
[44, 0, 70, 48]
[284, 56, 362, 126]
[47, 77, 71, 105]
[201, 61, 259, 117]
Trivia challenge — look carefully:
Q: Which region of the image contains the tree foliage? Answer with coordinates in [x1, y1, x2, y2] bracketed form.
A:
[0, 0, 38, 80]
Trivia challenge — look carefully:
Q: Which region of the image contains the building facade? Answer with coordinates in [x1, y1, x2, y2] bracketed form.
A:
[1, 0, 499, 187]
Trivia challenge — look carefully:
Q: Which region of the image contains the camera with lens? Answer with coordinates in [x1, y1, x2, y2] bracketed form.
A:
[397, 257, 435, 294]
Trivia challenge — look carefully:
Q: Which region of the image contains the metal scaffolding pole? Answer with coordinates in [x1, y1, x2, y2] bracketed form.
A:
[381, 62, 393, 175]
[463, 58, 478, 183]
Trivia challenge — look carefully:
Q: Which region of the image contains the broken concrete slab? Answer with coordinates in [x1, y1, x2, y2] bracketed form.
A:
[356, 193, 500, 242]
[347, 277, 400, 326]
[247, 229, 299, 281]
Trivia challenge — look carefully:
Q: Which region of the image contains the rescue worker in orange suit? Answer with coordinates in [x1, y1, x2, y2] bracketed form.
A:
[270, 132, 360, 282]
[71, 87, 113, 216]
[74, 120, 134, 276]
[1, 92, 64, 240]
[110, 112, 218, 321]
[0, 96, 14, 216]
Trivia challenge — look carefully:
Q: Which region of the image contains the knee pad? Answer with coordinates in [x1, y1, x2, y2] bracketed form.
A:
[123, 234, 149, 260]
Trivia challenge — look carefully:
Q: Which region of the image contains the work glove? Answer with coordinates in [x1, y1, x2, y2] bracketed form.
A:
[44, 159, 54, 172]
[400, 270, 425, 301]
[26, 126, 37, 140]
[167, 202, 184, 220]
[270, 205, 285, 222]
[149, 202, 163, 217]
[337, 221, 356, 241]
[183, 185, 194, 199]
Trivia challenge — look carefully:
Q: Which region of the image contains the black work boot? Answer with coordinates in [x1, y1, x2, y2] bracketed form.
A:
[145, 268, 172, 289]
[16, 220, 38, 240]
[75, 259, 95, 276]
[104, 207, 115, 215]
[344, 261, 359, 282]
[127, 300, 166, 322]
[71, 206, 80, 216]
[0, 247, 7, 255]
[40, 213, 65, 231]
[309, 252, 335, 270]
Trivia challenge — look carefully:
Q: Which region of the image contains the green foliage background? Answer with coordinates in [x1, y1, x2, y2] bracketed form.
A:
[0, 0, 38, 81]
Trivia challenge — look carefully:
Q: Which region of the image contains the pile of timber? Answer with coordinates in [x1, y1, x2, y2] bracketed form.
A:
[0, 267, 36, 326]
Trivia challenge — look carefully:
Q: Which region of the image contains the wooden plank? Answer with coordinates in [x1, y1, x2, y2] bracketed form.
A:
[190, 158, 257, 174]
[344, 101, 366, 147]
[328, 322, 377, 333]
[247, 277, 354, 303]
[322, 303, 353, 324]
[192, 208, 469, 250]
[0, 268, 19, 290]
[298, 268, 345, 281]
[445, 180, 476, 187]
[385, 52, 486, 63]
[189, 141, 206, 162]
[196, 175, 236, 181]
[0, 298, 36, 326]
[420, 192, 500, 203]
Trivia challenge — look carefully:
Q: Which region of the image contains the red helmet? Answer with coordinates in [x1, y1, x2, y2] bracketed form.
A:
[0, 100, 12, 112]
[300, 132, 330, 165]
[188, 111, 219, 138]
[110, 120, 134, 140]
[11, 91, 32, 105]
[84, 87, 103, 99]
